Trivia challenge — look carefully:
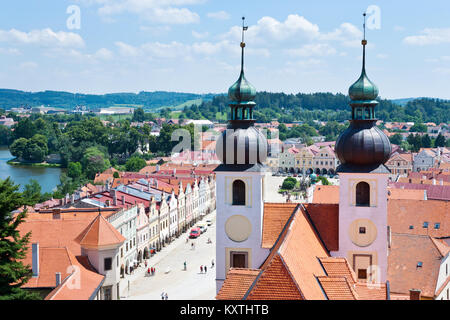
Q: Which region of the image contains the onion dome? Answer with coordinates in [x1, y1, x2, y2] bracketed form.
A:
[215, 17, 268, 167]
[228, 71, 256, 103]
[216, 125, 267, 165]
[335, 121, 391, 167]
[335, 13, 391, 173]
[348, 68, 379, 101]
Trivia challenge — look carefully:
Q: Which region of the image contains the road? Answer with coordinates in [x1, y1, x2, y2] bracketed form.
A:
[123, 211, 217, 300]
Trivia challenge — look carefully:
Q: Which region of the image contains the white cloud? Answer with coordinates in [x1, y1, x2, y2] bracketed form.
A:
[207, 11, 230, 20]
[192, 31, 209, 39]
[81, 0, 203, 24]
[0, 47, 21, 55]
[115, 41, 141, 57]
[376, 53, 388, 59]
[320, 23, 362, 47]
[0, 28, 84, 48]
[286, 43, 336, 57]
[19, 61, 38, 70]
[403, 28, 450, 45]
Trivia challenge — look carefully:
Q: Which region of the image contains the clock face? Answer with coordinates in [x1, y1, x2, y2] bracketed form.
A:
[348, 219, 378, 247]
[225, 215, 252, 242]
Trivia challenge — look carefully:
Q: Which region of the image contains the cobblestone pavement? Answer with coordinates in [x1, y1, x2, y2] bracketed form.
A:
[122, 211, 217, 300]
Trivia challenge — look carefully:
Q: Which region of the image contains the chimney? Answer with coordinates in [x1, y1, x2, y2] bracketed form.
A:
[70, 194, 75, 204]
[111, 190, 117, 206]
[106, 200, 111, 207]
[440, 179, 444, 186]
[52, 208, 61, 220]
[432, 178, 436, 185]
[55, 272, 61, 286]
[409, 289, 421, 300]
[122, 195, 125, 205]
[32, 243, 39, 277]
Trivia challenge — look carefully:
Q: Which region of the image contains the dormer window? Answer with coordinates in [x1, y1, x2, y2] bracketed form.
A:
[417, 261, 423, 268]
[423, 222, 428, 228]
[434, 223, 440, 229]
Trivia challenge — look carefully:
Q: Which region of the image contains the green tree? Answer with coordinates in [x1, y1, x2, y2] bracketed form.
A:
[67, 162, 82, 179]
[9, 138, 28, 160]
[0, 178, 41, 300]
[409, 122, 427, 133]
[281, 177, 296, 190]
[434, 133, 446, 147]
[132, 108, 145, 122]
[389, 133, 403, 145]
[421, 134, 432, 148]
[125, 156, 147, 172]
[22, 179, 43, 206]
[81, 147, 111, 180]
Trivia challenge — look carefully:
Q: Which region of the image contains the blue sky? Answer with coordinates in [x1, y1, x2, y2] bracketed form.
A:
[0, 0, 449, 99]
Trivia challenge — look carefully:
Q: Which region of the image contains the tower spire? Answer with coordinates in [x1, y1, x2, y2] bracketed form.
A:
[240, 16, 248, 74]
[362, 13, 367, 72]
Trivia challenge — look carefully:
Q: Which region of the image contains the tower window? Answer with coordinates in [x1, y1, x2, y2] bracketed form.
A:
[355, 182, 370, 207]
[359, 227, 366, 234]
[230, 251, 248, 268]
[232, 179, 246, 206]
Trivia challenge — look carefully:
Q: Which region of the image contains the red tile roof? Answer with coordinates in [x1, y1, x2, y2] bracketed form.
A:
[388, 233, 446, 298]
[388, 199, 449, 237]
[261, 203, 298, 249]
[304, 204, 339, 252]
[75, 214, 125, 248]
[216, 269, 260, 300]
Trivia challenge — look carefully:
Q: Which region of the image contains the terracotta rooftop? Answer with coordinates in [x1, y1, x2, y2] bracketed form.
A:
[387, 188, 426, 200]
[312, 185, 339, 204]
[388, 199, 449, 238]
[215, 268, 260, 300]
[317, 276, 357, 300]
[388, 233, 447, 298]
[304, 203, 339, 252]
[390, 182, 450, 201]
[261, 203, 298, 249]
[75, 214, 126, 248]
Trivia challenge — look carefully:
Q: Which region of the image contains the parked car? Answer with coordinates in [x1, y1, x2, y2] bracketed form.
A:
[197, 222, 207, 233]
[189, 228, 201, 238]
[206, 219, 213, 226]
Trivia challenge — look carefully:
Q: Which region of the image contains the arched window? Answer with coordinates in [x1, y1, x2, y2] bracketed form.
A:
[355, 182, 370, 207]
[232, 180, 246, 206]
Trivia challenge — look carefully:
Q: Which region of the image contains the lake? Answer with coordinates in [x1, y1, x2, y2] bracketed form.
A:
[0, 146, 62, 193]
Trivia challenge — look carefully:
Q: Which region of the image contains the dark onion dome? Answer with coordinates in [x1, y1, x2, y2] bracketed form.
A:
[335, 15, 391, 173]
[228, 71, 257, 103]
[335, 121, 391, 167]
[216, 125, 268, 165]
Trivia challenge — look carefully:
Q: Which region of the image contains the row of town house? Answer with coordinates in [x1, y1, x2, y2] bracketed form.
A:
[17, 169, 216, 300]
[278, 143, 340, 175]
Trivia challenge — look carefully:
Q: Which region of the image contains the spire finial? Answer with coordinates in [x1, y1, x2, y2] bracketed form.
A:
[362, 12, 367, 72]
[240, 16, 248, 74]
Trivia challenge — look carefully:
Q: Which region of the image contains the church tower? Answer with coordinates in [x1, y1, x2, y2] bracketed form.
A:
[333, 13, 392, 284]
[215, 17, 269, 293]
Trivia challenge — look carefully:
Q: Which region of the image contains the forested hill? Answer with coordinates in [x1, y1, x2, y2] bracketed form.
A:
[186, 92, 450, 124]
[0, 89, 215, 110]
[0, 88, 448, 124]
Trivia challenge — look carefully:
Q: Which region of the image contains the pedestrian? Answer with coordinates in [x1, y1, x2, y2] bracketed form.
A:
[165, 293, 168, 300]
[147, 267, 150, 276]
[211, 259, 215, 268]
[200, 265, 203, 273]
[204, 266, 207, 273]
[184, 261, 187, 271]
[161, 292, 165, 300]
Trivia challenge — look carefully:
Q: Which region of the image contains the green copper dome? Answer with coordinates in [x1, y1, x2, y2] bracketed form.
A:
[228, 70, 256, 103]
[349, 69, 379, 101]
